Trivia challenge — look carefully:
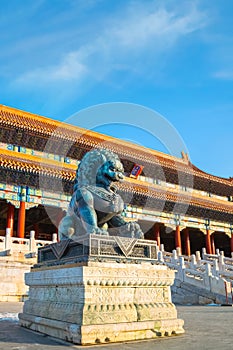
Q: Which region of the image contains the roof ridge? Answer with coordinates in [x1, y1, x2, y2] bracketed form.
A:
[0, 104, 188, 164]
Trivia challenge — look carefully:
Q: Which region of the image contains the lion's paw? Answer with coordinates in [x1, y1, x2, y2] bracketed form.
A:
[89, 227, 109, 236]
[118, 222, 144, 239]
[58, 216, 75, 240]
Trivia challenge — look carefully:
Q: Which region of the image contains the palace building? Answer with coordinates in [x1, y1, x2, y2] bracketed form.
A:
[0, 104, 233, 256]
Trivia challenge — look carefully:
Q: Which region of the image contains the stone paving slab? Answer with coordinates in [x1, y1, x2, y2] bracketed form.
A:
[0, 302, 233, 350]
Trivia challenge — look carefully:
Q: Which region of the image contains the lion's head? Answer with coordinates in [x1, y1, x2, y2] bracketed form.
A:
[74, 149, 124, 190]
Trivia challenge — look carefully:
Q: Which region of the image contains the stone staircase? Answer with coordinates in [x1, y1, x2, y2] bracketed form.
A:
[1, 231, 233, 305]
[0, 230, 56, 301]
[158, 246, 233, 305]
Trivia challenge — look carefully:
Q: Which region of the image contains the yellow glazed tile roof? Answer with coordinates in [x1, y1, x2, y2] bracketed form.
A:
[0, 149, 76, 180]
[0, 104, 232, 187]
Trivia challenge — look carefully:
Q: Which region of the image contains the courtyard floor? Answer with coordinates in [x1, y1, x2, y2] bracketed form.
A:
[0, 302, 232, 350]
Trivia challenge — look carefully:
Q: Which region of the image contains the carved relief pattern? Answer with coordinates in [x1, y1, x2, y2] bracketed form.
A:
[21, 260, 184, 343]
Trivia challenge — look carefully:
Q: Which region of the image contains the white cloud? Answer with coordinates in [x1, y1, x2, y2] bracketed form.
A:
[13, 1, 207, 88]
[213, 70, 233, 80]
[110, 6, 206, 49]
[15, 52, 87, 86]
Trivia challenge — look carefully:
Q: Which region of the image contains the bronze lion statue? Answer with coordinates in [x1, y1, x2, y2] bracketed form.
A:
[58, 149, 144, 240]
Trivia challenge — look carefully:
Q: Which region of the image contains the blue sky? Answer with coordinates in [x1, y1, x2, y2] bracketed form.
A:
[1, 0, 233, 178]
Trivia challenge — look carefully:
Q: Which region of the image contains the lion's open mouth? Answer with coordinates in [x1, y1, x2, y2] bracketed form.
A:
[104, 173, 116, 181]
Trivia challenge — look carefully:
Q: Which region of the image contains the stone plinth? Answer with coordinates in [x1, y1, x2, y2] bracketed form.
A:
[0, 259, 33, 301]
[19, 235, 184, 344]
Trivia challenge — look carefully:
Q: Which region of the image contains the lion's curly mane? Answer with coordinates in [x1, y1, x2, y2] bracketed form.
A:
[74, 149, 122, 190]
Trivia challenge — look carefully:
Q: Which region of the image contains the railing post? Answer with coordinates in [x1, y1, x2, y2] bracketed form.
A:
[205, 263, 211, 275]
[160, 244, 164, 252]
[171, 249, 178, 264]
[29, 230, 36, 252]
[204, 262, 211, 288]
[196, 251, 201, 265]
[178, 256, 185, 282]
[212, 259, 219, 277]
[5, 228, 12, 251]
[190, 254, 197, 268]
[179, 256, 185, 269]
[157, 251, 164, 262]
[52, 233, 58, 243]
[202, 247, 206, 259]
[218, 254, 225, 271]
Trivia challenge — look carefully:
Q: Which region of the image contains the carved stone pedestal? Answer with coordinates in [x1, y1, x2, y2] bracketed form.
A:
[19, 235, 184, 345]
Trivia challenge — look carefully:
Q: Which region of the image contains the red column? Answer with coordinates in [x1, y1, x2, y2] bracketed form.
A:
[17, 201, 26, 238]
[206, 229, 212, 254]
[230, 233, 233, 254]
[154, 223, 160, 247]
[184, 228, 191, 256]
[211, 234, 216, 255]
[6, 203, 15, 236]
[175, 225, 182, 254]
